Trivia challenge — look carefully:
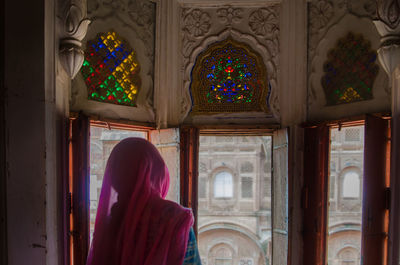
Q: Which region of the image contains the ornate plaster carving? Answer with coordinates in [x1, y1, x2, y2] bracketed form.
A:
[70, 0, 156, 122]
[75, 0, 156, 115]
[309, 0, 334, 33]
[59, 2, 91, 78]
[217, 7, 243, 27]
[87, 0, 156, 63]
[308, 0, 377, 63]
[374, 1, 400, 76]
[249, 8, 279, 37]
[183, 9, 211, 38]
[307, 0, 386, 111]
[377, 0, 400, 29]
[179, 4, 281, 121]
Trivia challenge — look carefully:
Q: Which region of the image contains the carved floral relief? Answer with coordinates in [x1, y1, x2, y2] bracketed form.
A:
[87, 0, 156, 62]
[217, 7, 243, 27]
[376, 0, 400, 29]
[307, 0, 387, 110]
[309, 1, 334, 32]
[179, 3, 281, 118]
[249, 8, 279, 37]
[183, 9, 211, 37]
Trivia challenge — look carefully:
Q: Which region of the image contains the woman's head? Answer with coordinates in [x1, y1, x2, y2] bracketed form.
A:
[105, 137, 170, 200]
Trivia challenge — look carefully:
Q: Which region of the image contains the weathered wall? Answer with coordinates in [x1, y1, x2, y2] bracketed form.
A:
[1, 0, 7, 261]
[4, 0, 67, 264]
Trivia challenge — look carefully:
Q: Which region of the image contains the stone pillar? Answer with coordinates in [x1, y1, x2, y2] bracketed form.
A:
[374, 2, 400, 264]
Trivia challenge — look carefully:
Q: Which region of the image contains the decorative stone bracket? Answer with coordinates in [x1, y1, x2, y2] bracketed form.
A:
[374, 20, 400, 76]
[374, 0, 400, 76]
[59, 2, 91, 79]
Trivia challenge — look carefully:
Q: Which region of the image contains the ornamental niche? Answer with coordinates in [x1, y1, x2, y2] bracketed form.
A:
[190, 38, 269, 114]
[321, 32, 379, 105]
[81, 31, 141, 107]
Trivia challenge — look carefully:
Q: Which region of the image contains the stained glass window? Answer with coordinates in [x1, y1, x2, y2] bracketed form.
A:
[321, 32, 379, 105]
[191, 38, 269, 114]
[81, 31, 141, 106]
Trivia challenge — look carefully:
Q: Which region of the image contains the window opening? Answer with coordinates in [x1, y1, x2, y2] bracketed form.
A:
[241, 177, 253, 198]
[198, 135, 272, 265]
[327, 125, 364, 265]
[214, 171, 233, 198]
[342, 172, 360, 198]
[89, 125, 147, 242]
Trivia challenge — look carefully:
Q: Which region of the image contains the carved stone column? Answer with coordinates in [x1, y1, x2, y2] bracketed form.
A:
[374, 2, 400, 264]
[58, 0, 90, 79]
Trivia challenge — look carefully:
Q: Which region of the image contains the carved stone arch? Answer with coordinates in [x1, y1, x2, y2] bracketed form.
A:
[209, 242, 236, 257]
[329, 223, 361, 235]
[182, 28, 279, 120]
[336, 246, 360, 264]
[198, 223, 267, 260]
[210, 166, 237, 181]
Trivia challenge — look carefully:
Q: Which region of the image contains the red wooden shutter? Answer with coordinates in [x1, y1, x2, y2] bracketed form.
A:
[69, 114, 90, 265]
[303, 125, 329, 265]
[362, 115, 390, 265]
[180, 127, 199, 235]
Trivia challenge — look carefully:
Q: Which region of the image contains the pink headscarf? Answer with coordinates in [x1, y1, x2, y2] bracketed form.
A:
[87, 138, 193, 265]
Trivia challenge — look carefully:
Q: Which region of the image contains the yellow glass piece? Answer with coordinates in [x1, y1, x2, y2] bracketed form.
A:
[111, 51, 140, 97]
[101, 32, 121, 52]
[339, 87, 362, 103]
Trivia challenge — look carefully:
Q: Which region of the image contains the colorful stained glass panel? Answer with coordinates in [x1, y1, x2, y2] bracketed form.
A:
[191, 38, 269, 114]
[81, 31, 141, 106]
[321, 32, 378, 105]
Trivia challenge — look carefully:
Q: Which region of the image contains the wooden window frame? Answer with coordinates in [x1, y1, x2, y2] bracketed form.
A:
[68, 121, 287, 265]
[180, 126, 289, 265]
[302, 114, 391, 265]
[67, 114, 154, 265]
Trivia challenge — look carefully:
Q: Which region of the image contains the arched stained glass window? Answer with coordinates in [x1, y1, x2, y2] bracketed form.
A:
[191, 38, 269, 114]
[321, 32, 379, 105]
[81, 31, 141, 106]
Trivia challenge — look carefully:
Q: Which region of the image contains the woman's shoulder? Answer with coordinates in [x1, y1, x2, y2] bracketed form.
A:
[151, 195, 193, 220]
